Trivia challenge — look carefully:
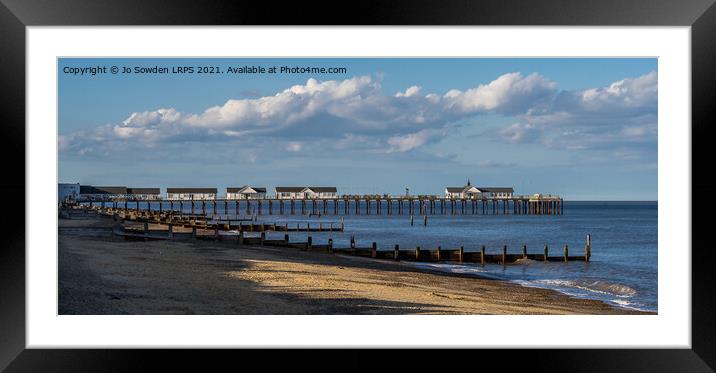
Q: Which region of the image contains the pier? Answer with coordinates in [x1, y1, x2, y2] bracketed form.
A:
[76, 194, 564, 216]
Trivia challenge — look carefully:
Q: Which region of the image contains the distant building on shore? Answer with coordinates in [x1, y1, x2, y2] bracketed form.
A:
[226, 186, 267, 200]
[79, 185, 128, 200]
[166, 187, 217, 200]
[445, 180, 514, 199]
[58, 183, 80, 203]
[275, 186, 338, 199]
[127, 187, 161, 200]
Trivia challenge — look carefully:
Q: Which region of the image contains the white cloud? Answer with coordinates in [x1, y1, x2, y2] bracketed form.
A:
[498, 123, 539, 144]
[578, 71, 657, 111]
[387, 130, 440, 153]
[496, 71, 658, 151]
[443, 72, 557, 114]
[395, 85, 422, 97]
[60, 70, 656, 159]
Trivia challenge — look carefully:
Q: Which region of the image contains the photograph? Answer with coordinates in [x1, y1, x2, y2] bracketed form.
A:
[57, 57, 658, 315]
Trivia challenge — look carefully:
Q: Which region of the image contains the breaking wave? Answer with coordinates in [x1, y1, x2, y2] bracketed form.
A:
[529, 279, 637, 297]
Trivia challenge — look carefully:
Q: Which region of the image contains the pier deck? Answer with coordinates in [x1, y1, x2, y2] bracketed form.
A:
[77, 194, 564, 216]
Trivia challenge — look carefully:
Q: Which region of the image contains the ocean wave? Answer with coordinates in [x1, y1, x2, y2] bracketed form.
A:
[530, 279, 637, 297]
[407, 262, 504, 280]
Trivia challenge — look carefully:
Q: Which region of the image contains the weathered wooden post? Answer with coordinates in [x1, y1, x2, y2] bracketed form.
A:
[522, 244, 527, 259]
[586, 234, 591, 262]
[306, 236, 312, 251]
[371, 242, 377, 258]
[502, 245, 507, 264]
[328, 238, 333, 253]
[544, 244, 549, 262]
[459, 246, 464, 263]
[564, 244, 569, 262]
[415, 246, 421, 260]
[394, 244, 400, 261]
[436, 245, 441, 261]
[480, 245, 486, 265]
[350, 235, 355, 249]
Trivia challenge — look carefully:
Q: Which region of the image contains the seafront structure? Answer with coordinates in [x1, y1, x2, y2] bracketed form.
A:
[69, 182, 563, 216]
[127, 188, 161, 200]
[58, 183, 80, 203]
[275, 186, 338, 199]
[445, 180, 514, 199]
[79, 186, 128, 200]
[166, 188, 217, 200]
[227, 186, 267, 200]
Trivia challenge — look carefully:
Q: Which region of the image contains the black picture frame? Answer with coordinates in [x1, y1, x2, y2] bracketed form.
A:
[1, 0, 715, 371]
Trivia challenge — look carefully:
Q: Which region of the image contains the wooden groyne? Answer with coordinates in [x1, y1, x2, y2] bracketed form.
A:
[264, 238, 592, 264]
[89, 206, 343, 233]
[72, 206, 590, 265]
[76, 194, 564, 216]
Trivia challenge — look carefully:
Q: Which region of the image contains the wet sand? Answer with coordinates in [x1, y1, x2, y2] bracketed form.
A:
[58, 212, 649, 315]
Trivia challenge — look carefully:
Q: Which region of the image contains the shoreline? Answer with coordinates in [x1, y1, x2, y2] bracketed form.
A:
[58, 212, 652, 315]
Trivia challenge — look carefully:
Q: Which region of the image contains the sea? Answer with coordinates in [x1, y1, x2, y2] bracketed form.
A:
[140, 200, 658, 312]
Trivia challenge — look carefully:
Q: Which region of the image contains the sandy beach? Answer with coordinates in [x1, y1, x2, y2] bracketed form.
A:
[58, 212, 648, 315]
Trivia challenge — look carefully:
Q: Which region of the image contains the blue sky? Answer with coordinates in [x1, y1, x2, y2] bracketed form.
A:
[58, 58, 657, 200]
